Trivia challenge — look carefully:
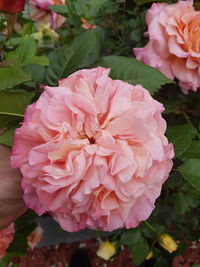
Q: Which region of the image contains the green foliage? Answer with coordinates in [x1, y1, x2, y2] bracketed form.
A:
[15, 37, 36, 58]
[174, 192, 199, 215]
[0, 37, 49, 90]
[49, 4, 68, 15]
[46, 29, 102, 85]
[0, 211, 38, 266]
[0, 90, 34, 130]
[8, 211, 38, 254]
[178, 159, 200, 191]
[22, 22, 36, 37]
[5, 37, 49, 67]
[181, 141, 200, 161]
[0, 251, 23, 267]
[24, 64, 46, 85]
[134, 0, 164, 5]
[21, 56, 49, 67]
[0, 127, 15, 147]
[131, 238, 149, 265]
[166, 172, 183, 190]
[154, 256, 169, 267]
[120, 228, 141, 245]
[50, 0, 112, 18]
[0, 67, 31, 90]
[100, 56, 174, 95]
[166, 124, 197, 158]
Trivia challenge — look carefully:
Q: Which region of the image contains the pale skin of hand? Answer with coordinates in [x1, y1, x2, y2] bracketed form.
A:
[0, 145, 27, 230]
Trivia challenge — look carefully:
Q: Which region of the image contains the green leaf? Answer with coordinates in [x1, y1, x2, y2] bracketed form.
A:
[86, 0, 108, 17]
[16, 37, 36, 59]
[99, 56, 174, 95]
[178, 159, 200, 191]
[132, 238, 149, 265]
[67, 30, 102, 74]
[22, 56, 49, 66]
[175, 192, 193, 215]
[181, 141, 200, 161]
[155, 256, 168, 267]
[4, 37, 48, 69]
[189, 196, 199, 209]
[49, 4, 68, 15]
[135, 0, 164, 6]
[0, 67, 31, 90]
[0, 90, 34, 129]
[73, 2, 86, 16]
[46, 29, 102, 85]
[25, 64, 46, 85]
[166, 124, 197, 158]
[141, 225, 157, 238]
[45, 44, 73, 85]
[5, 37, 22, 46]
[166, 172, 183, 189]
[163, 102, 180, 114]
[121, 229, 141, 245]
[14, 210, 38, 232]
[0, 127, 15, 147]
[22, 22, 35, 37]
[8, 210, 38, 254]
[0, 251, 24, 267]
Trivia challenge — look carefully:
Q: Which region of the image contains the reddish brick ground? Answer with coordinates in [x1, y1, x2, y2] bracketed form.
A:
[10, 238, 200, 267]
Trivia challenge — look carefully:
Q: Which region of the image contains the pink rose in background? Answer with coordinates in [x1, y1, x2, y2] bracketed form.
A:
[11, 67, 174, 232]
[134, 0, 200, 94]
[29, 0, 65, 30]
[0, 223, 14, 259]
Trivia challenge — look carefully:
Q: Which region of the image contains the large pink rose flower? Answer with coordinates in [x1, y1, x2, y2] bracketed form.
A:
[134, 0, 200, 94]
[11, 67, 174, 232]
[29, 0, 65, 30]
[0, 224, 14, 259]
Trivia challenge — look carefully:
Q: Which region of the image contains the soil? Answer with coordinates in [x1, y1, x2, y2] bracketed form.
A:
[10, 238, 200, 267]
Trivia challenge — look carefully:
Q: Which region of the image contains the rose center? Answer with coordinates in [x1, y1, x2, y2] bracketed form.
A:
[79, 133, 96, 144]
[88, 136, 96, 144]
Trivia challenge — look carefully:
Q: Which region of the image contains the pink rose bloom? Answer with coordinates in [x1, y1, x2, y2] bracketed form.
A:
[29, 0, 65, 30]
[0, 224, 14, 259]
[134, 0, 200, 94]
[11, 67, 174, 232]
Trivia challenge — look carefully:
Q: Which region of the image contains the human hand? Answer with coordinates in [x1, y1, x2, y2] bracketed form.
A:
[0, 145, 27, 230]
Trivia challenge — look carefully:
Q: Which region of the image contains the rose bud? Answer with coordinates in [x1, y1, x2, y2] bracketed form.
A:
[158, 233, 178, 253]
[96, 241, 116, 261]
[0, 0, 25, 13]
